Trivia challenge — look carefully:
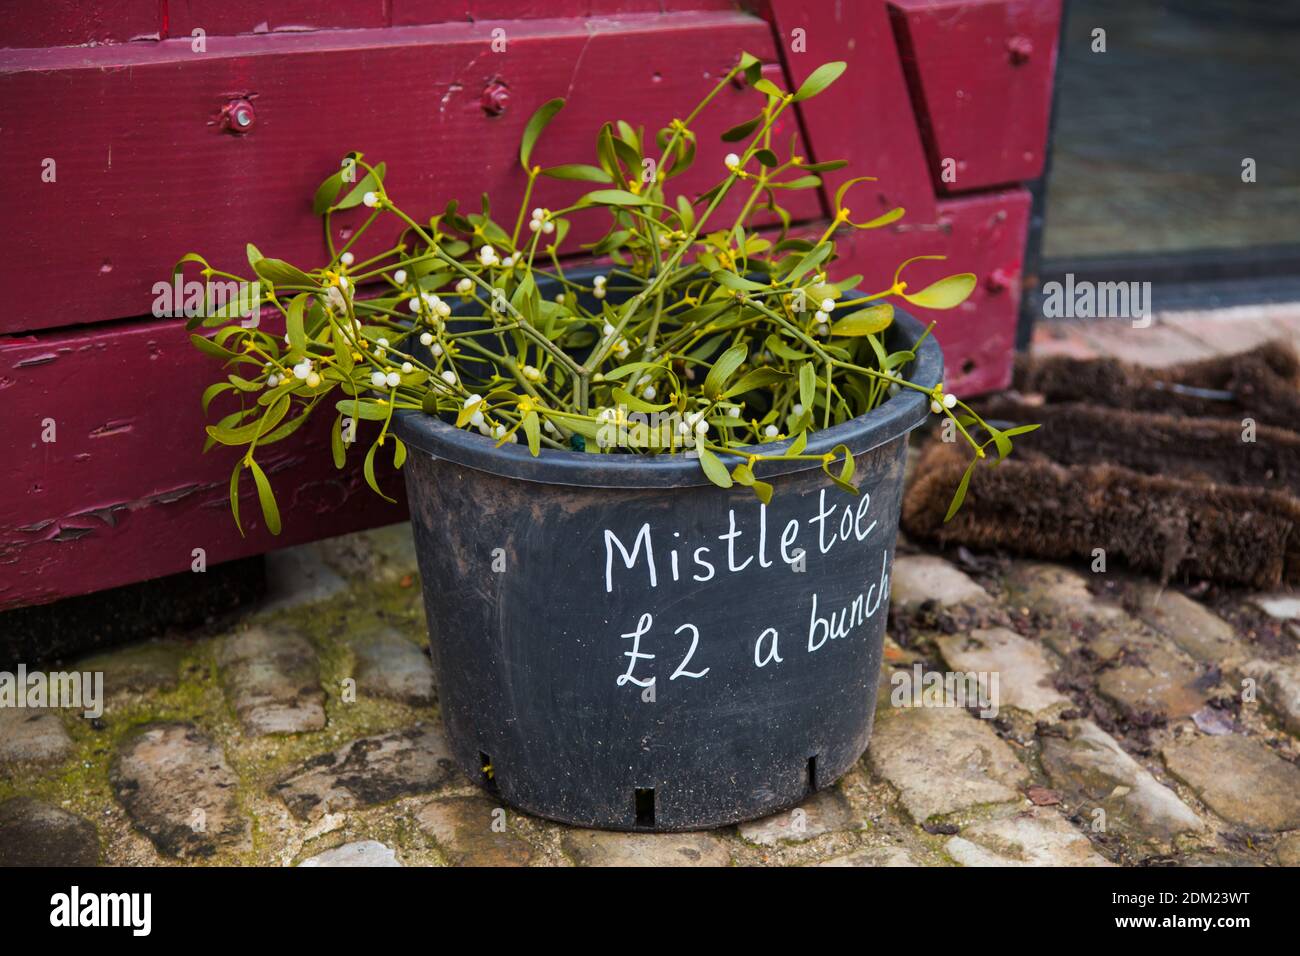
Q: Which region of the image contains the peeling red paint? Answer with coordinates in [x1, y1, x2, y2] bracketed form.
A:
[88, 421, 135, 438]
[14, 354, 58, 368]
[0, 315, 406, 610]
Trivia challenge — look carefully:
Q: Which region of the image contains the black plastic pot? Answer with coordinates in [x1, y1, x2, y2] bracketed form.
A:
[393, 280, 942, 830]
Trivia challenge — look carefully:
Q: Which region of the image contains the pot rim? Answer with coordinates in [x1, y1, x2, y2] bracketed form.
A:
[393, 297, 942, 489]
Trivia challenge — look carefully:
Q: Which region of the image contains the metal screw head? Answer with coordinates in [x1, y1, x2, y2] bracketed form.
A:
[1006, 35, 1033, 65]
[481, 79, 509, 116]
[223, 98, 255, 133]
[986, 268, 1015, 293]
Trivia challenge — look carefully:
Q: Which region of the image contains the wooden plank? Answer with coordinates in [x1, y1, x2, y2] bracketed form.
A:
[168, 0, 734, 37]
[0, 1, 750, 49]
[0, 1, 160, 48]
[828, 187, 1032, 395]
[168, 1, 389, 38]
[393, 1, 684, 24]
[0, 315, 405, 611]
[760, 0, 938, 221]
[889, 0, 1062, 192]
[0, 11, 817, 335]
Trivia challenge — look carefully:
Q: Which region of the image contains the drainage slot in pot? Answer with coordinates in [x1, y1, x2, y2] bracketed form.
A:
[634, 788, 655, 828]
[479, 751, 499, 794]
[807, 755, 818, 792]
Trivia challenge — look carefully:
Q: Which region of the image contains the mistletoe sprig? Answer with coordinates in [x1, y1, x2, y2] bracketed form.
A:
[183, 53, 1034, 535]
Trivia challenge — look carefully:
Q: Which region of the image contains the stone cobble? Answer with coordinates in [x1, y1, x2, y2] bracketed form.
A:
[110, 722, 251, 858]
[0, 708, 73, 766]
[219, 626, 326, 736]
[0, 797, 100, 866]
[351, 627, 436, 707]
[298, 839, 402, 867]
[0, 521, 1295, 866]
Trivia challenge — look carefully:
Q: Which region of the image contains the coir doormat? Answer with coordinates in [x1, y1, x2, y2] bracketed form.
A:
[903, 342, 1300, 589]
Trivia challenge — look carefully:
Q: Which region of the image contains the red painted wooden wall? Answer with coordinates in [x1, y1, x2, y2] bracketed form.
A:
[0, 0, 1061, 610]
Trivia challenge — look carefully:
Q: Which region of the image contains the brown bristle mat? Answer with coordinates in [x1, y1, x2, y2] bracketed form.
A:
[903, 339, 1300, 588]
[976, 398, 1300, 494]
[1012, 340, 1300, 430]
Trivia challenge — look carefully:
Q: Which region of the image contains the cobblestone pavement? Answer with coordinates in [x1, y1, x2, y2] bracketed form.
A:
[2, 519, 1297, 867]
[3, 314, 1298, 867]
